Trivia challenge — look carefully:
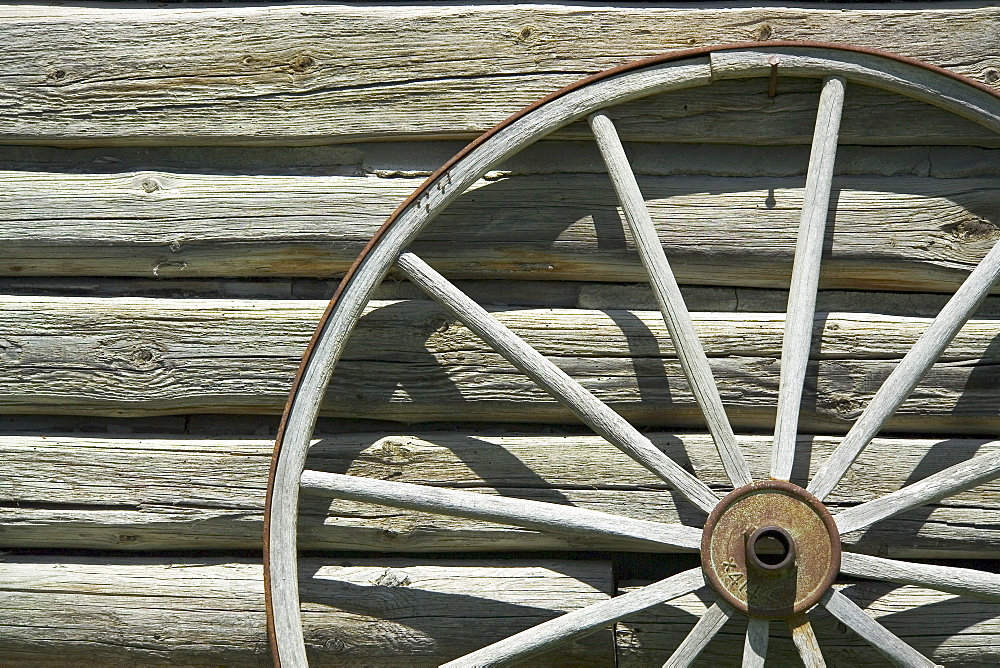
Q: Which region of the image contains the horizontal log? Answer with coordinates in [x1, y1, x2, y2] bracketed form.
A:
[0, 556, 613, 666]
[3, 142, 998, 179]
[2, 5, 998, 144]
[12, 277, 1000, 320]
[4, 432, 1000, 556]
[565, 78, 998, 146]
[2, 296, 1000, 434]
[615, 581, 1000, 666]
[2, 171, 999, 291]
[576, 284, 1000, 318]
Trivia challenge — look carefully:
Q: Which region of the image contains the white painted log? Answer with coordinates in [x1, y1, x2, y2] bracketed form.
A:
[772, 75, 845, 481]
[835, 449, 1000, 534]
[662, 600, 734, 667]
[0, 556, 613, 666]
[590, 111, 750, 488]
[440, 568, 704, 667]
[840, 552, 1000, 602]
[1, 170, 998, 290]
[788, 615, 827, 668]
[820, 589, 936, 667]
[743, 618, 768, 668]
[398, 251, 719, 513]
[299, 469, 701, 551]
[809, 237, 1000, 500]
[2, 5, 998, 144]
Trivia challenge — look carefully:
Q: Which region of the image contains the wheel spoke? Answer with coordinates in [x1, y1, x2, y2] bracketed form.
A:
[743, 618, 769, 668]
[771, 76, 846, 481]
[397, 250, 720, 513]
[589, 111, 752, 489]
[300, 470, 702, 551]
[788, 613, 827, 668]
[820, 589, 935, 667]
[662, 600, 734, 667]
[808, 238, 1000, 500]
[841, 552, 1000, 602]
[835, 449, 1000, 534]
[439, 567, 705, 667]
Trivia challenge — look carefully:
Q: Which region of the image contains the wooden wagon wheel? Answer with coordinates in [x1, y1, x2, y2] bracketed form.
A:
[264, 42, 1000, 666]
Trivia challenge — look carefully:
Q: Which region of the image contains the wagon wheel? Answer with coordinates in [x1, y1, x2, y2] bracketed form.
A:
[264, 42, 1000, 666]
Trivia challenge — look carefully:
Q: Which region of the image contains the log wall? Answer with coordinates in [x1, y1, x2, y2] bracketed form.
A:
[3, 1, 1000, 664]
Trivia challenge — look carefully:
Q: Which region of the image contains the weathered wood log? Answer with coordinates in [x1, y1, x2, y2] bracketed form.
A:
[4, 432, 1000, 556]
[615, 582, 1000, 666]
[562, 78, 997, 146]
[2, 297, 1000, 434]
[2, 142, 997, 179]
[12, 277, 1000, 319]
[2, 5, 998, 144]
[0, 555, 613, 666]
[1, 170, 998, 291]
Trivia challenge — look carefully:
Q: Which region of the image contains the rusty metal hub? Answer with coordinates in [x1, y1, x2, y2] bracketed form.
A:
[701, 481, 841, 619]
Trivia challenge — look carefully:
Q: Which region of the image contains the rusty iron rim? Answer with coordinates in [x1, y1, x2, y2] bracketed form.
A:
[263, 41, 1000, 663]
[701, 480, 841, 619]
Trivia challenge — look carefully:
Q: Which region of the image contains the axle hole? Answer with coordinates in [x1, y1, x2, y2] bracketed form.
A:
[747, 526, 795, 571]
[754, 531, 789, 564]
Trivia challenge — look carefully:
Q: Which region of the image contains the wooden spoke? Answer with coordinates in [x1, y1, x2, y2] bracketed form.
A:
[820, 589, 935, 667]
[589, 111, 752, 489]
[808, 238, 1000, 500]
[396, 251, 720, 513]
[300, 469, 702, 551]
[771, 76, 846, 482]
[264, 46, 1000, 668]
[439, 567, 705, 667]
[662, 600, 735, 667]
[835, 449, 1000, 534]
[743, 618, 769, 668]
[788, 613, 827, 668]
[841, 552, 1000, 602]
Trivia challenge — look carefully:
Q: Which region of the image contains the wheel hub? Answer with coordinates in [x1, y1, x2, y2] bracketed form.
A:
[701, 481, 841, 619]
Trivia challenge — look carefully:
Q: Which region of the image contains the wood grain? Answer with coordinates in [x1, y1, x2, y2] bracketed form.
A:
[2, 5, 998, 144]
[773, 75, 845, 481]
[0, 555, 613, 666]
[262, 55, 722, 666]
[820, 589, 935, 667]
[439, 568, 703, 668]
[5, 432, 1000, 556]
[2, 297, 1000, 436]
[810, 237, 1000, 499]
[300, 469, 702, 551]
[744, 617, 769, 667]
[662, 600, 734, 667]
[841, 553, 1000, 603]
[3, 142, 997, 179]
[397, 251, 719, 512]
[590, 112, 750, 488]
[1, 171, 998, 291]
[616, 581, 1000, 666]
[834, 449, 1000, 534]
[788, 613, 828, 668]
